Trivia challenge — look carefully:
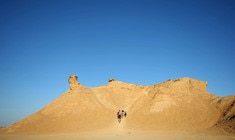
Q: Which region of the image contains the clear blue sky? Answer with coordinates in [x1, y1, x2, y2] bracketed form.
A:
[0, 0, 234, 126]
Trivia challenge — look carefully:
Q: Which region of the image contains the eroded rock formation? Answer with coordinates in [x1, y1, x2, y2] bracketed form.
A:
[68, 74, 80, 90]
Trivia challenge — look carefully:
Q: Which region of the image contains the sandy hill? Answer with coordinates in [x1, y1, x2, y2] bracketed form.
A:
[0, 75, 234, 134]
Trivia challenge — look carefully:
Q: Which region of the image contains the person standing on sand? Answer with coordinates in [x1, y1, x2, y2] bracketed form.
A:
[121, 110, 125, 118]
[117, 110, 120, 117]
[124, 110, 127, 118]
[117, 110, 121, 123]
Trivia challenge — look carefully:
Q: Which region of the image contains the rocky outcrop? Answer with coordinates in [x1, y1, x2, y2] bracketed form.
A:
[108, 78, 115, 83]
[68, 74, 80, 90]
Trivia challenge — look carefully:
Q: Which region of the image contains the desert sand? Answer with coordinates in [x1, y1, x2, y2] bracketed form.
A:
[0, 75, 235, 139]
[1, 131, 235, 140]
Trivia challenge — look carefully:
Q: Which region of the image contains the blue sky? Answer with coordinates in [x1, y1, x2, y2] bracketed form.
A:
[0, 0, 235, 126]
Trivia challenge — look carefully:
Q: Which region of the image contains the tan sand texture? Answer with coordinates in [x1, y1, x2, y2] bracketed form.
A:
[0, 74, 234, 139]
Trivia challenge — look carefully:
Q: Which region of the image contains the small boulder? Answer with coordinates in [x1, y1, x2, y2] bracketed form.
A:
[108, 78, 115, 83]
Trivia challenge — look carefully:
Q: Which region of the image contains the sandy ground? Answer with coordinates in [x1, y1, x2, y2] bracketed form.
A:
[1, 119, 235, 140]
[1, 130, 235, 140]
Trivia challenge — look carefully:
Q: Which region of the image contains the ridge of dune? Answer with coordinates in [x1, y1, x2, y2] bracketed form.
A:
[0, 75, 234, 134]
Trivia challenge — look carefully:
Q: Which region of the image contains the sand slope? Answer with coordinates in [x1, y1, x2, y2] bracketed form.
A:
[0, 75, 234, 136]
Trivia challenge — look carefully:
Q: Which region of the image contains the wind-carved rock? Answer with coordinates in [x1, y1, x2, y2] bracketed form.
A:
[68, 75, 80, 90]
[108, 78, 115, 83]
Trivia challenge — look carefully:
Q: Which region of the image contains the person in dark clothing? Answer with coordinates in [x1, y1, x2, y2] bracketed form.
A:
[117, 110, 121, 123]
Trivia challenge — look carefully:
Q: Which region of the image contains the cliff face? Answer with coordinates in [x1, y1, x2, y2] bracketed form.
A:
[1, 75, 234, 134]
[214, 96, 235, 133]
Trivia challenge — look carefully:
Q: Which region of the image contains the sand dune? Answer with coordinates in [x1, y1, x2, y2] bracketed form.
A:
[0, 75, 234, 139]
